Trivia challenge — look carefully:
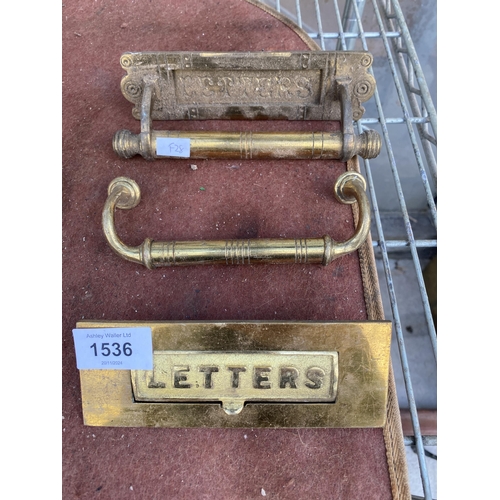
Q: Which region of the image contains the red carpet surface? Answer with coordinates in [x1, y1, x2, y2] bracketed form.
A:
[62, 1, 397, 498]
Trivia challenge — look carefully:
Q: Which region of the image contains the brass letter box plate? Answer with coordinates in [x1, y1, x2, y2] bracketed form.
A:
[77, 320, 392, 428]
[118, 51, 375, 121]
[113, 51, 382, 161]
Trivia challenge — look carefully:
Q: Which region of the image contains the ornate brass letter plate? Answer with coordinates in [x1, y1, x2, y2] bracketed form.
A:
[113, 51, 381, 161]
[78, 320, 392, 428]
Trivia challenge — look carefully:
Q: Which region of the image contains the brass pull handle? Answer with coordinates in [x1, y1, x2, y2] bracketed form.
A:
[102, 172, 370, 269]
[113, 78, 381, 162]
[113, 129, 381, 161]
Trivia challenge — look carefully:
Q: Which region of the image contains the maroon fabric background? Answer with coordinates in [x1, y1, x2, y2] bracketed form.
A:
[62, 0, 393, 498]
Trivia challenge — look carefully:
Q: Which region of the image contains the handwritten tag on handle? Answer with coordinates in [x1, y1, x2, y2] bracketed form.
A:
[156, 137, 191, 158]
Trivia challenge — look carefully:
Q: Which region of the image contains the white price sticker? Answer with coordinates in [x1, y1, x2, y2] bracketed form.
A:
[72, 327, 153, 370]
[156, 137, 190, 157]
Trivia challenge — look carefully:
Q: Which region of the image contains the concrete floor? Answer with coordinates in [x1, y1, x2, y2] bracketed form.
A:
[376, 256, 436, 410]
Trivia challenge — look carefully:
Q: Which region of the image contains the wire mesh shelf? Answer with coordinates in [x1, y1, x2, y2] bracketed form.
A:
[261, 1, 437, 498]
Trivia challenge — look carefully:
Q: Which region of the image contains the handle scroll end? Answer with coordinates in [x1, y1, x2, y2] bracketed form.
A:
[327, 171, 371, 262]
[103, 177, 145, 267]
[107, 177, 141, 209]
[334, 171, 367, 205]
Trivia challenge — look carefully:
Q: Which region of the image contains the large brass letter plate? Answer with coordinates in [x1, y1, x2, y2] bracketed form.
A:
[78, 320, 392, 428]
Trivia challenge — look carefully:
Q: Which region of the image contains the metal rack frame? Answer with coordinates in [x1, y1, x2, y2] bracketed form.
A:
[262, 1, 437, 499]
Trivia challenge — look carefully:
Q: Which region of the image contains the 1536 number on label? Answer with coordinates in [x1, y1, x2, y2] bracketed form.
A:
[72, 327, 153, 370]
[90, 342, 133, 357]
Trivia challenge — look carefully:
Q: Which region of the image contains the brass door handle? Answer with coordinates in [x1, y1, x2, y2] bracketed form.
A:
[114, 129, 381, 161]
[102, 172, 370, 269]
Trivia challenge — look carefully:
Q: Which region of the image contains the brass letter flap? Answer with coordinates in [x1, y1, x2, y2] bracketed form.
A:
[113, 51, 381, 161]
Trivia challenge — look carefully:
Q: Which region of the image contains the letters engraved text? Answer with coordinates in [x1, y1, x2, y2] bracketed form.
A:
[174, 71, 321, 104]
[132, 351, 338, 414]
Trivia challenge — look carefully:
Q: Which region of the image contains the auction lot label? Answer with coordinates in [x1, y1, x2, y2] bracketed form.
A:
[73, 327, 153, 370]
